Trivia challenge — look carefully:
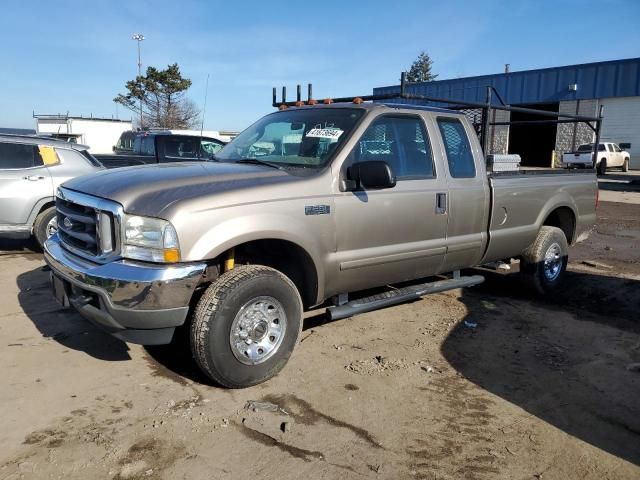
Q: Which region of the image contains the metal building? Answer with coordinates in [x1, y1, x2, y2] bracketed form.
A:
[374, 58, 640, 169]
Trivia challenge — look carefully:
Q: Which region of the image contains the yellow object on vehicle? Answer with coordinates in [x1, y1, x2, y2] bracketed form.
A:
[38, 146, 60, 166]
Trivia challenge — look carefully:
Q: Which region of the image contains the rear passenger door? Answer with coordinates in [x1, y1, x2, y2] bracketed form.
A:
[434, 116, 490, 272]
[333, 114, 448, 293]
[0, 142, 53, 226]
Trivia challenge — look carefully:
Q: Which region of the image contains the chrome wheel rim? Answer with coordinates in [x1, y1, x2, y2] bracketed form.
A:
[543, 242, 562, 281]
[230, 296, 287, 365]
[46, 216, 58, 238]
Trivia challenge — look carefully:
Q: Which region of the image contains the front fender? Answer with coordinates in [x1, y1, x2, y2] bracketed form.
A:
[184, 212, 329, 300]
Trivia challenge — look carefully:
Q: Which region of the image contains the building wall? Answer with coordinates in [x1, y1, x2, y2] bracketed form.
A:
[489, 109, 510, 154]
[555, 96, 640, 169]
[555, 99, 598, 156]
[69, 119, 132, 154]
[599, 96, 640, 169]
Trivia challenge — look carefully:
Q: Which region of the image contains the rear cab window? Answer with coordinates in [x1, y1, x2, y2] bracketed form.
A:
[436, 117, 476, 178]
[0, 142, 42, 169]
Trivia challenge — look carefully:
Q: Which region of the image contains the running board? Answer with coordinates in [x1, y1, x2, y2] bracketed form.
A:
[326, 275, 485, 321]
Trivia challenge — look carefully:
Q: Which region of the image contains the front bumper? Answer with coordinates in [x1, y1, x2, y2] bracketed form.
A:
[44, 233, 206, 345]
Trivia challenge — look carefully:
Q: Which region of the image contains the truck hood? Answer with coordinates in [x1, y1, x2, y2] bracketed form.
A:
[62, 162, 300, 217]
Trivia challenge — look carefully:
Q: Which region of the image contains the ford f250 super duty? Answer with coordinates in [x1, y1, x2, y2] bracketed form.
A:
[44, 92, 598, 388]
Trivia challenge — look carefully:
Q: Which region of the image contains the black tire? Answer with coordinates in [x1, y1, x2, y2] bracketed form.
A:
[33, 206, 57, 248]
[622, 158, 629, 172]
[520, 226, 569, 295]
[190, 264, 303, 388]
[597, 158, 607, 176]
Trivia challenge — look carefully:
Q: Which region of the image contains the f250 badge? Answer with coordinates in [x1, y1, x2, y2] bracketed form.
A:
[305, 205, 330, 216]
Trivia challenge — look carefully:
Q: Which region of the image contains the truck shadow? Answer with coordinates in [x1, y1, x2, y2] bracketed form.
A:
[598, 173, 640, 192]
[16, 265, 131, 361]
[442, 268, 640, 466]
[0, 237, 40, 254]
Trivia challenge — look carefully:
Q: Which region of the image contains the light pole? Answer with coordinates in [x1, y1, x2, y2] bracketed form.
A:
[132, 33, 145, 128]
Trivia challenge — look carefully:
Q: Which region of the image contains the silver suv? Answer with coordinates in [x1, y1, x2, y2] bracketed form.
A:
[0, 135, 103, 246]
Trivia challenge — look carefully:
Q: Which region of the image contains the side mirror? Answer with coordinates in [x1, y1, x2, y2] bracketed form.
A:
[112, 145, 116, 152]
[347, 161, 396, 190]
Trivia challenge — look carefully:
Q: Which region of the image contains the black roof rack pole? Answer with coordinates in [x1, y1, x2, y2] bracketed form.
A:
[490, 87, 506, 106]
[492, 119, 602, 126]
[296, 85, 301, 103]
[592, 104, 605, 165]
[481, 86, 492, 156]
[308, 84, 313, 102]
[269, 77, 601, 123]
[272, 87, 276, 106]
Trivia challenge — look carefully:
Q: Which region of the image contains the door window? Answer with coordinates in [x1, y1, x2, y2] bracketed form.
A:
[613, 144, 622, 152]
[352, 116, 434, 179]
[607, 144, 614, 152]
[0, 143, 41, 169]
[437, 118, 476, 178]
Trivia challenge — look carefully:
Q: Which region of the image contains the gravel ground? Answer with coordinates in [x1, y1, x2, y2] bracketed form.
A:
[0, 198, 638, 480]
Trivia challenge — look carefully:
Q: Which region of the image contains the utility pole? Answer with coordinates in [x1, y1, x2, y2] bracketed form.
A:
[132, 33, 145, 128]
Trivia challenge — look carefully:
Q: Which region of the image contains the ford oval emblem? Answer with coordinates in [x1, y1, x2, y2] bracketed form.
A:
[63, 217, 73, 229]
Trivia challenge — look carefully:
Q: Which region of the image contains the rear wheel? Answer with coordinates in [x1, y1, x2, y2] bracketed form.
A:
[520, 226, 569, 295]
[597, 158, 607, 176]
[190, 265, 303, 388]
[622, 158, 629, 172]
[33, 207, 57, 248]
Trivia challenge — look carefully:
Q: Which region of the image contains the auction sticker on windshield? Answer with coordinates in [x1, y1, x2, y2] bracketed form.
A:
[306, 128, 344, 139]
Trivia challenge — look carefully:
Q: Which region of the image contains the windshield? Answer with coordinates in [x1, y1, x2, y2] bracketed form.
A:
[215, 108, 365, 168]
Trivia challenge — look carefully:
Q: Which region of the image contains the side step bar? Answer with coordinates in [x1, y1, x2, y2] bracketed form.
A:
[326, 274, 485, 321]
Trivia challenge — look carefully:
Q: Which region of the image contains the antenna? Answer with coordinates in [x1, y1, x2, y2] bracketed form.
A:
[200, 74, 210, 139]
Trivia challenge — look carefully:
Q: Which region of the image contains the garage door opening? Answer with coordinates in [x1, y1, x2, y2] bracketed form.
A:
[508, 103, 559, 167]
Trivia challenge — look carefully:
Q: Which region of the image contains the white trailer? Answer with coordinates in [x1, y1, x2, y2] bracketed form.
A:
[35, 115, 133, 154]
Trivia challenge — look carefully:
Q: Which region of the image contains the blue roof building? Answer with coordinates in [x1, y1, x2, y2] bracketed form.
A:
[375, 58, 640, 168]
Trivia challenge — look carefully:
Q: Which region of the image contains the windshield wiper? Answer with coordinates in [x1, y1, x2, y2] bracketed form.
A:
[234, 158, 284, 170]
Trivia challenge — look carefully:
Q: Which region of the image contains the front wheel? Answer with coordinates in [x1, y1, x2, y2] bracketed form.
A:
[190, 265, 303, 388]
[622, 158, 629, 172]
[520, 226, 569, 295]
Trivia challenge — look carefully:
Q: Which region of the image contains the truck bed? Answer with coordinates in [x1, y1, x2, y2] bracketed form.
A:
[482, 168, 598, 264]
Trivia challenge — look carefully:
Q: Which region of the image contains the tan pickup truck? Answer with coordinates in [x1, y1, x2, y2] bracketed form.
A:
[44, 100, 597, 387]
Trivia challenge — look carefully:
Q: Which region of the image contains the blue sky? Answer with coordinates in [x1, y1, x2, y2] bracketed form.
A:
[1, 0, 639, 131]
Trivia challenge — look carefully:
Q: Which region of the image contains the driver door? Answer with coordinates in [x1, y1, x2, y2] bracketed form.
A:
[332, 114, 448, 293]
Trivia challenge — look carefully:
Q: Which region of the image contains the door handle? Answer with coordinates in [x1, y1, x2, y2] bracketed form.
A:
[23, 175, 45, 181]
[435, 192, 447, 215]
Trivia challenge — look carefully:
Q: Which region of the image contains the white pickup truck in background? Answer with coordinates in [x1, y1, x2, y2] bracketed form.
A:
[562, 142, 631, 175]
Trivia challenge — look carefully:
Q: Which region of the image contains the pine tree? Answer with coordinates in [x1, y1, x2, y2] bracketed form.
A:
[406, 52, 438, 83]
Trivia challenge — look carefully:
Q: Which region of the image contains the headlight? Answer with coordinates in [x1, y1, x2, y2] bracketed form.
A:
[122, 215, 181, 263]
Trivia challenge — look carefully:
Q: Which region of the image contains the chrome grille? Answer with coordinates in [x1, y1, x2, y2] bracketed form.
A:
[56, 197, 99, 255]
[55, 187, 123, 262]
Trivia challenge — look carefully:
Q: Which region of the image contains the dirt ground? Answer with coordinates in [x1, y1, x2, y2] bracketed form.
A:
[1, 196, 639, 479]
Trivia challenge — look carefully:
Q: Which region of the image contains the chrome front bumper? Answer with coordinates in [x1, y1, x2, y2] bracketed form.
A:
[44, 233, 206, 345]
